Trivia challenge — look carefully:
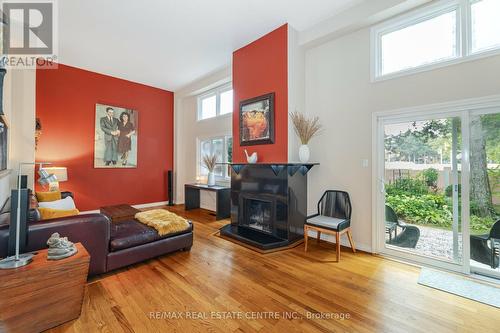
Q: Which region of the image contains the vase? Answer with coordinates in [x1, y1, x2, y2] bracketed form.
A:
[299, 144, 310, 163]
[207, 172, 215, 186]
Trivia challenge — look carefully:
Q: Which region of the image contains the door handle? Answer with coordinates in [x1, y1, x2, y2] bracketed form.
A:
[379, 179, 385, 194]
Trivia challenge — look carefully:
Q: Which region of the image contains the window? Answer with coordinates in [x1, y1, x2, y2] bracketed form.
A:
[372, 0, 500, 80]
[198, 136, 233, 179]
[380, 10, 458, 75]
[220, 89, 233, 115]
[470, 0, 500, 53]
[197, 84, 233, 120]
[200, 95, 216, 119]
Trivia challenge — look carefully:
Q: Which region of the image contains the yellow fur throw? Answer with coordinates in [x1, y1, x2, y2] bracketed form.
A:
[135, 209, 190, 236]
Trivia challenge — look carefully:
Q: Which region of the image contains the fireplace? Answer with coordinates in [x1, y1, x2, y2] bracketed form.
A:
[220, 163, 318, 251]
[242, 197, 274, 234]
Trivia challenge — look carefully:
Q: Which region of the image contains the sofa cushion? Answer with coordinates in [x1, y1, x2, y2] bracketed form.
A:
[38, 196, 76, 210]
[109, 219, 192, 252]
[36, 191, 62, 202]
[38, 208, 80, 220]
[0, 212, 9, 227]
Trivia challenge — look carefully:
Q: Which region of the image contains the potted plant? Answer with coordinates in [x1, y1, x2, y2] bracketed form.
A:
[203, 154, 217, 186]
[290, 111, 322, 163]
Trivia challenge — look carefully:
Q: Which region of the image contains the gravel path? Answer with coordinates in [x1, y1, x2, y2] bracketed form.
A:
[415, 225, 463, 261]
[387, 224, 462, 261]
[387, 225, 500, 274]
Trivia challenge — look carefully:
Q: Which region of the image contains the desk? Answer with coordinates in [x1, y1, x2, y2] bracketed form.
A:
[184, 183, 230, 220]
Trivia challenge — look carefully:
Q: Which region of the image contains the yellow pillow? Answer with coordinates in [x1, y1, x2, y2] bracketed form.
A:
[38, 208, 79, 220]
[36, 191, 62, 202]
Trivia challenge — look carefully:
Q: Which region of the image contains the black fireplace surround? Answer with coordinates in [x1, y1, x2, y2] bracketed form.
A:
[220, 163, 318, 250]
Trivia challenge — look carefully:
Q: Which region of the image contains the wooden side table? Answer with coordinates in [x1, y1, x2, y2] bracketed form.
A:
[0, 243, 89, 333]
[100, 204, 141, 223]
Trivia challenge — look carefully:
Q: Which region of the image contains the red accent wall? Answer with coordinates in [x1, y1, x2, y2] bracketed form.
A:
[36, 64, 174, 211]
[232, 24, 288, 163]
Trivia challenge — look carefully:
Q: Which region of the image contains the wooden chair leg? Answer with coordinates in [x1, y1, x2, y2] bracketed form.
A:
[304, 226, 308, 252]
[317, 231, 321, 243]
[347, 228, 356, 253]
[336, 232, 340, 262]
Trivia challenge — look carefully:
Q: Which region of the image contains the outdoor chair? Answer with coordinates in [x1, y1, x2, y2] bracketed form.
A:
[304, 190, 355, 262]
[385, 205, 407, 241]
[470, 219, 500, 269]
[385, 205, 420, 249]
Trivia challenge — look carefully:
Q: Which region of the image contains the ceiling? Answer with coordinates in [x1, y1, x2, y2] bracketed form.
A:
[58, 0, 363, 91]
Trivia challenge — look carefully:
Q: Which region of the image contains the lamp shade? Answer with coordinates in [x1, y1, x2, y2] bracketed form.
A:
[41, 167, 68, 182]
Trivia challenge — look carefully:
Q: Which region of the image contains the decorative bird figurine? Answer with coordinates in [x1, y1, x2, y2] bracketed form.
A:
[244, 149, 258, 164]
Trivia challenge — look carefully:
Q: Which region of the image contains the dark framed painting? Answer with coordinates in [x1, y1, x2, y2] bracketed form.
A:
[94, 103, 138, 168]
[239, 92, 275, 146]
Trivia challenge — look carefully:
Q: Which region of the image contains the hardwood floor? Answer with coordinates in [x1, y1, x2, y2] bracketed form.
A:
[47, 205, 500, 333]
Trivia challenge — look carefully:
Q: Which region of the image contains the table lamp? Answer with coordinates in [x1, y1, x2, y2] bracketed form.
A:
[40, 167, 67, 191]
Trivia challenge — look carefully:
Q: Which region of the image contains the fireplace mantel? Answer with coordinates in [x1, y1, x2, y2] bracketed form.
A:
[224, 162, 319, 176]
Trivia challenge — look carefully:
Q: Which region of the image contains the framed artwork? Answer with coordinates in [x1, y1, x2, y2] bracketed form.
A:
[94, 103, 138, 168]
[239, 93, 275, 146]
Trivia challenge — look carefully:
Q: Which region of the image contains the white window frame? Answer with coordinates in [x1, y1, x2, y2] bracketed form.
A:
[197, 83, 233, 121]
[197, 135, 233, 181]
[371, 0, 500, 82]
[372, 93, 500, 279]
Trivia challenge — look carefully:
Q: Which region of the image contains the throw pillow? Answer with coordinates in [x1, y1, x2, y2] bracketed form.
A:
[38, 196, 77, 210]
[36, 191, 62, 202]
[30, 192, 39, 209]
[38, 208, 79, 220]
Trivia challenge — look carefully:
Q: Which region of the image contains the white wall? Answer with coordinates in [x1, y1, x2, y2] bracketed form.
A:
[10, 69, 36, 189]
[304, 28, 500, 252]
[174, 66, 232, 209]
[0, 69, 36, 207]
[0, 70, 13, 206]
[287, 25, 305, 162]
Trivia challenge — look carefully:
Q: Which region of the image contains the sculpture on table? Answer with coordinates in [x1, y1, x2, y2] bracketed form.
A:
[244, 149, 258, 164]
[47, 233, 78, 260]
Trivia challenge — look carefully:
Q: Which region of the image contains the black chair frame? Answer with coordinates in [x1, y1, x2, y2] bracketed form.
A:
[304, 190, 356, 261]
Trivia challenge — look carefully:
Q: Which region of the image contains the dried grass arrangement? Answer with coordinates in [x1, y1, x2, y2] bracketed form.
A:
[202, 154, 218, 172]
[290, 111, 322, 145]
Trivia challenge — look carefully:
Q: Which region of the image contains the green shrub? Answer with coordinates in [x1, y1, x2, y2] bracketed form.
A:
[421, 168, 438, 187]
[386, 178, 429, 196]
[387, 192, 496, 233]
[445, 184, 462, 197]
[386, 194, 452, 227]
[470, 215, 496, 234]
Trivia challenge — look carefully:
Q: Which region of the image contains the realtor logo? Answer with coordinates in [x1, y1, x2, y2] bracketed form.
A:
[1, 0, 57, 68]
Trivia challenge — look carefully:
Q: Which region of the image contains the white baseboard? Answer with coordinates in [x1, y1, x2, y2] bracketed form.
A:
[79, 201, 169, 215]
[307, 229, 372, 253]
[133, 201, 169, 209]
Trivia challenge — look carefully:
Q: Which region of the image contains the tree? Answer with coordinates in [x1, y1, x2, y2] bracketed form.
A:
[470, 114, 493, 217]
[481, 113, 500, 163]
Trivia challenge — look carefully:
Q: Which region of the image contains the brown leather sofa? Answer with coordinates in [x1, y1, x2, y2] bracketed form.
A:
[0, 192, 193, 276]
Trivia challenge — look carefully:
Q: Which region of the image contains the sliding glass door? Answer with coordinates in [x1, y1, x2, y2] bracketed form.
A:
[379, 115, 464, 269]
[469, 109, 500, 279]
[376, 102, 500, 279]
